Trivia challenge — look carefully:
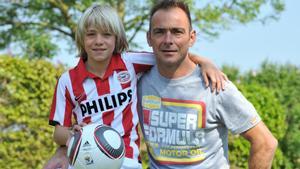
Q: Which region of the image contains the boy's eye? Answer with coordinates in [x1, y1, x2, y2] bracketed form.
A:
[102, 32, 112, 36]
[86, 32, 96, 36]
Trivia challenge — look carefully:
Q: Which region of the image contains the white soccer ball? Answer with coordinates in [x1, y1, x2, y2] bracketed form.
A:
[67, 123, 125, 169]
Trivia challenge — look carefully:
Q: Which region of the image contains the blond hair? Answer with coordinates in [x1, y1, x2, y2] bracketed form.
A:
[75, 4, 128, 60]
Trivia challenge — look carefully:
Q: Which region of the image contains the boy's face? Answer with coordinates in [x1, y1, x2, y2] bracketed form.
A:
[147, 7, 196, 67]
[84, 27, 116, 64]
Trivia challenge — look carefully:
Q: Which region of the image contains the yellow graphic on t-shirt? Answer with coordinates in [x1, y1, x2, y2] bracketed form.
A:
[147, 144, 205, 164]
[142, 95, 161, 109]
[161, 98, 205, 128]
[142, 96, 207, 165]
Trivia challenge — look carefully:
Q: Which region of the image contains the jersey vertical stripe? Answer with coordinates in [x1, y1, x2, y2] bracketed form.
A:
[49, 81, 58, 123]
[63, 89, 73, 126]
[96, 78, 113, 125]
[69, 68, 85, 124]
[122, 102, 134, 158]
[81, 78, 100, 124]
[49, 73, 74, 127]
[69, 68, 87, 103]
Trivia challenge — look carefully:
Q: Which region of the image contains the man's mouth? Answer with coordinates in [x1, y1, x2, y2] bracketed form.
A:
[161, 49, 177, 53]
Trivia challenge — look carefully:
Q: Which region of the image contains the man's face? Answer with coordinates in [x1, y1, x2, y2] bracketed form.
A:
[147, 7, 196, 67]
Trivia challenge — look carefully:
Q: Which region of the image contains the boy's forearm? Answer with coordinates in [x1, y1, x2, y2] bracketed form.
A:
[188, 53, 211, 65]
[53, 125, 72, 146]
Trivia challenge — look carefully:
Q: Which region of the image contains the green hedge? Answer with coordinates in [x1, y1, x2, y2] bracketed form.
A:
[224, 62, 300, 168]
[228, 82, 289, 168]
[244, 63, 300, 168]
[0, 55, 64, 169]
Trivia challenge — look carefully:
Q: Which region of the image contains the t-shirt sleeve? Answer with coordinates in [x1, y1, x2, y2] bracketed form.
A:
[122, 51, 156, 74]
[215, 81, 261, 134]
[48, 73, 74, 127]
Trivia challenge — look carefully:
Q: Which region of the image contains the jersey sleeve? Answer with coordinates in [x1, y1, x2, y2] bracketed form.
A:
[49, 72, 74, 127]
[122, 51, 156, 74]
[215, 81, 261, 134]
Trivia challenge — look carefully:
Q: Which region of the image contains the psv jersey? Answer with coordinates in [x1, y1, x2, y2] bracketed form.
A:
[49, 52, 155, 165]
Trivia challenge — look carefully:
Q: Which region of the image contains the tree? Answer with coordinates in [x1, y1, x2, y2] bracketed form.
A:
[0, 0, 284, 58]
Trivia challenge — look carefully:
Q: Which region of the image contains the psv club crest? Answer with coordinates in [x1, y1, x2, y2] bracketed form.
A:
[117, 71, 131, 84]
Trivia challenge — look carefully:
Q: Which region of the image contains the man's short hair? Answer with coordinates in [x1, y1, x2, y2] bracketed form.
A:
[149, 0, 192, 30]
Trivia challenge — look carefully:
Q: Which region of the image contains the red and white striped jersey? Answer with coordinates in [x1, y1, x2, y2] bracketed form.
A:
[49, 52, 155, 164]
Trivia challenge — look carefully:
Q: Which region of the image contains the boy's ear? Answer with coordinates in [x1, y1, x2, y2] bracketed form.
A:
[147, 31, 152, 47]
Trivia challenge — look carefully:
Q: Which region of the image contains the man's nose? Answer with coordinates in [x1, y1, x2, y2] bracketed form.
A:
[163, 31, 174, 44]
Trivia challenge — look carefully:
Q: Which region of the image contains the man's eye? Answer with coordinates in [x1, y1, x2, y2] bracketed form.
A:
[153, 29, 164, 35]
[172, 29, 184, 35]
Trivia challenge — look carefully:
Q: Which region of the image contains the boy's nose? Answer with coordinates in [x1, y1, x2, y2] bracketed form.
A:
[95, 34, 104, 45]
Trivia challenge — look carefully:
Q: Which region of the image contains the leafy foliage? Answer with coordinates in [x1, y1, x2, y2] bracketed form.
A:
[228, 82, 288, 168]
[243, 62, 300, 168]
[221, 64, 241, 82]
[223, 61, 300, 168]
[0, 0, 285, 58]
[0, 55, 64, 169]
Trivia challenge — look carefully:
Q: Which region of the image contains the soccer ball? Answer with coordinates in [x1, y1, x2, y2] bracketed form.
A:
[67, 123, 125, 169]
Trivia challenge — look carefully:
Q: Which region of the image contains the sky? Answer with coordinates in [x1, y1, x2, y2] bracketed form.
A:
[192, 0, 300, 72]
[52, 0, 299, 73]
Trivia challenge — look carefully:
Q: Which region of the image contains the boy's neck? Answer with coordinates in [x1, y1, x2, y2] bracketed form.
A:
[85, 59, 110, 78]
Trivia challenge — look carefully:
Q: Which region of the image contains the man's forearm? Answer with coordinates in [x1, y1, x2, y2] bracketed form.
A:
[248, 143, 277, 169]
[247, 128, 278, 168]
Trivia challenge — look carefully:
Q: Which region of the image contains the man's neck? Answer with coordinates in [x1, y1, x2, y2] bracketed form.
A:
[157, 57, 197, 79]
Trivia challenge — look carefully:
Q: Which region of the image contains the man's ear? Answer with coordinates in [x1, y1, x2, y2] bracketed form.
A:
[147, 31, 152, 47]
[189, 30, 196, 47]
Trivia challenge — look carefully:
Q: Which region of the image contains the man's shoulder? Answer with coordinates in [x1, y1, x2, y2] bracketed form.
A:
[219, 81, 238, 94]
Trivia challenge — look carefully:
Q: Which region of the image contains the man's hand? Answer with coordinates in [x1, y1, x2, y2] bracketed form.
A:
[43, 147, 69, 169]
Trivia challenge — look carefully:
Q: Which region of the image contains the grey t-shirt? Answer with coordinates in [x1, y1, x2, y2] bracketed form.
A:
[137, 66, 261, 169]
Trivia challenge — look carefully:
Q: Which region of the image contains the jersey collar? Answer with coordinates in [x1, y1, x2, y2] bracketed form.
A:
[74, 53, 126, 84]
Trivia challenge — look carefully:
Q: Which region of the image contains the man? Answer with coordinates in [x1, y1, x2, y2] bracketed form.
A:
[137, 0, 277, 168]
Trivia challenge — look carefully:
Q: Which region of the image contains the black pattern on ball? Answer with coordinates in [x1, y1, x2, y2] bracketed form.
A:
[94, 125, 125, 159]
